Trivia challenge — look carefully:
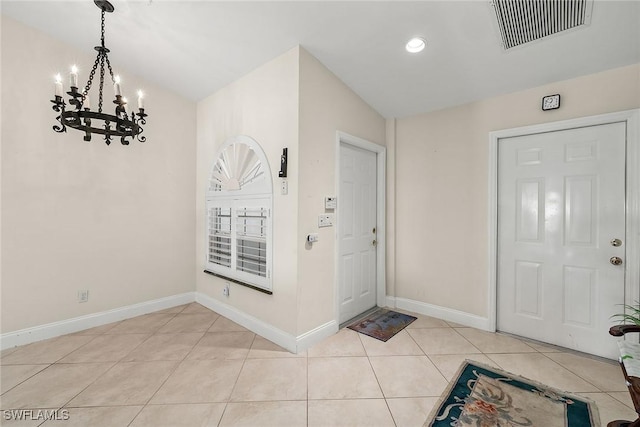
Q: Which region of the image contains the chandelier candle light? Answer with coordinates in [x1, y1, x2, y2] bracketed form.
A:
[51, 0, 148, 145]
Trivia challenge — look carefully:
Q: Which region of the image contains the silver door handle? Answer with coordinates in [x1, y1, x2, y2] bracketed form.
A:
[610, 257, 623, 266]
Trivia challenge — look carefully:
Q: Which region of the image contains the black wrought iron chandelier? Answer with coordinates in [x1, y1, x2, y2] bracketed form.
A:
[51, 0, 147, 145]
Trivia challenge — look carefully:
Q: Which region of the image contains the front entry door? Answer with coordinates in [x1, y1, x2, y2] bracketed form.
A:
[339, 143, 377, 324]
[497, 122, 626, 359]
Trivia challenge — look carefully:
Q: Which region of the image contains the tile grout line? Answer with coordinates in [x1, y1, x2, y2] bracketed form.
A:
[0, 363, 52, 397]
[360, 326, 412, 427]
[216, 331, 259, 424]
[140, 305, 252, 426]
[129, 303, 218, 426]
[419, 324, 455, 384]
[25, 319, 151, 411]
[58, 311, 182, 422]
[305, 346, 309, 427]
[3, 304, 633, 425]
[124, 303, 190, 426]
[537, 351, 608, 393]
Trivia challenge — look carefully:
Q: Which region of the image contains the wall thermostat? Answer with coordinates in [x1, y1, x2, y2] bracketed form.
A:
[325, 196, 337, 210]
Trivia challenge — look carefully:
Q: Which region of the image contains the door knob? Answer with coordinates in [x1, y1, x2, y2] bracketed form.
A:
[610, 256, 623, 266]
[372, 239, 377, 247]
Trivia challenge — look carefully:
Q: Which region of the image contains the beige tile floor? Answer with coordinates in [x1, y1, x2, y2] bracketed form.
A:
[0, 303, 636, 426]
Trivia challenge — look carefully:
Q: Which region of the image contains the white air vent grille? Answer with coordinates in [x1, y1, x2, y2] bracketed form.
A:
[491, 0, 591, 50]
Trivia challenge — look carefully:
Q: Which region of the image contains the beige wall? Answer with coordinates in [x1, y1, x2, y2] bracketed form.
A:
[391, 63, 640, 318]
[1, 16, 197, 333]
[297, 49, 386, 334]
[7, 11, 634, 341]
[196, 47, 300, 335]
[196, 47, 385, 337]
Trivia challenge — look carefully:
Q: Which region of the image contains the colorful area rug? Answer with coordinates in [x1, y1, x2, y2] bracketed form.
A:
[346, 309, 416, 342]
[424, 360, 600, 427]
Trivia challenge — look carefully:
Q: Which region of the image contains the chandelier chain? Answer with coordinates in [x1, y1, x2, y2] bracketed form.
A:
[105, 56, 115, 82]
[99, 55, 106, 113]
[100, 9, 115, 81]
[82, 55, 100, 100]
[101, 9, 106, 48]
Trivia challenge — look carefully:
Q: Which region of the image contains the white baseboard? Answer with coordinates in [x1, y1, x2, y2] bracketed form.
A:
[1, 290, 341, 354]
[385, 296, 398, 309]
[390, 296, 492, 331]
[0, 292, 196, 350]
[296, 320, 338, 352]
[195, 292, 338, 354]
[195, 292, 298, 353]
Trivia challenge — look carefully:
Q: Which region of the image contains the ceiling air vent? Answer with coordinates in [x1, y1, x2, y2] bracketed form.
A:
[491, 0, 593, 50]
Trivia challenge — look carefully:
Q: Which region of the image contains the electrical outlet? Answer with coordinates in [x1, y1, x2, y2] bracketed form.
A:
[77, 290, 89, 303]
[223, 283, 230, 297]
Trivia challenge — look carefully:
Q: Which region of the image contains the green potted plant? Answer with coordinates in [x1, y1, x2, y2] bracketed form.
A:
[613, 302, 640, 325]
[611, 302, 640, 337]
[608, 303, 640, 427]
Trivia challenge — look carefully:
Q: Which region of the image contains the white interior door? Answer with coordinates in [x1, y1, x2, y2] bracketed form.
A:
[339, 143, 377, 324]
[497, 122, 626, 359]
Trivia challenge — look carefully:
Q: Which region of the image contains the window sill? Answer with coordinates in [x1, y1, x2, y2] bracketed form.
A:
[203, 270, 273, 295]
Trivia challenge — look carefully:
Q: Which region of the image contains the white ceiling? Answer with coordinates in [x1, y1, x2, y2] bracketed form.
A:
[2, 1, 639, 118]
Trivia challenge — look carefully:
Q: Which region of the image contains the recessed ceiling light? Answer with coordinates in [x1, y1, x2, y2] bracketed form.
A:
[405, 37, 426, 53]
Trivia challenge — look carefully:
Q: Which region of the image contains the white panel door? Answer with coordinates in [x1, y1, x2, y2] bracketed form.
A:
[498, 122, 626, 359]
[339, 143, 377, 324]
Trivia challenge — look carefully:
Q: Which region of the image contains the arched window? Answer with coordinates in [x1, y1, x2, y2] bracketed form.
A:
[205, 135, 273, 293]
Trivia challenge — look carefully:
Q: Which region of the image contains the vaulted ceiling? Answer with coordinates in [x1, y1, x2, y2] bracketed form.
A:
[2, 1, 639, 118]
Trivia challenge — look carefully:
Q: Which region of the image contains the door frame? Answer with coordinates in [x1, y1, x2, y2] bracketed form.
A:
[335, 131, 387, 324]
[488, 109, 640, 332]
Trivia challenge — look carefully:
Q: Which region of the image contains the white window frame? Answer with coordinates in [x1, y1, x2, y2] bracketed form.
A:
[205, 135, 273, 293]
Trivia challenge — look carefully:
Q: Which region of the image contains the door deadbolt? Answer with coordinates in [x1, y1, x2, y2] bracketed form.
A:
[610, 256, 623, 266]
[611, 238, 623, 247]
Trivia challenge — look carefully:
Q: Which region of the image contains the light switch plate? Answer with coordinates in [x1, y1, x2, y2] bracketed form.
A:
[318, 214, 334, 227]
